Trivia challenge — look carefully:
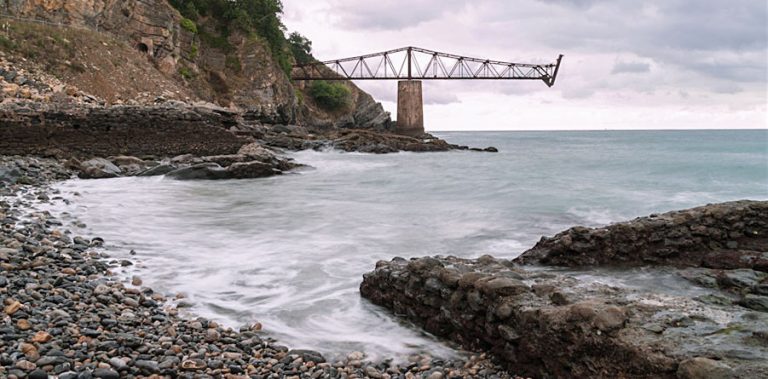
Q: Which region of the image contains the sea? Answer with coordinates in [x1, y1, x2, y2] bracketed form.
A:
[48, 130, 768, 360]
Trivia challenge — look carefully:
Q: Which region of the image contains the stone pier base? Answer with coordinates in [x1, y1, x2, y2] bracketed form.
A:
[396, 80, 424, 136]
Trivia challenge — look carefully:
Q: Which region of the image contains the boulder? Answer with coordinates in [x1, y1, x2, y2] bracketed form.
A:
[165, 163, 228, 180]
[0, 165, 22, 183]
[109, 156, 145, 167]
[677, 357, 734, 379]
[202, 154, 247, 167]
[238, 143, 276, 162]
[287, 349, 326, 364]
[137, 164, 176, 177]
[226, 161, 280, 179]
[78, 158, 121, 179]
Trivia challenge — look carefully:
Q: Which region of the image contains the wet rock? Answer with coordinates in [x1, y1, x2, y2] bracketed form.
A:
[165, 163, 228, 180]
[739, 295, 768, 312]
[137, 164, 175, 177]
[4, 300, 22, 315]
[180, 359, 206, 370]
[28, 369, 48, 379]
[516, 200, 768, 270]
[78, 158, 121, 179]
[92, 368, 120, 379]
[238, 143, 276, 161]
[204, 328, 220, 342]
[361, 254, 768, 378]
[31, 331, 52, 343]
[16, 319, 32, 330]
[719, 269, 765, 289]
[677, 357, 734, 379]
[226, 161, 280, 179]
[107, 357, 126, 371]
[16, 359, 36, 371]
[108, 155, 144, 167]
[133, 360, 159, 373]
[288, 349, 326, 364]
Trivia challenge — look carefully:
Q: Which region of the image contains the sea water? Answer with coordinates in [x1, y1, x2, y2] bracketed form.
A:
[49, 130, 768, 359]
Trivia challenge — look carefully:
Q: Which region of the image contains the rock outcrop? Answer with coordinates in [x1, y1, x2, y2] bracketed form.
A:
[67, 144, 299, 181]
[516, 200, 768, 270]
[361, 255, 768, 378]
[361, 201, 768, 378]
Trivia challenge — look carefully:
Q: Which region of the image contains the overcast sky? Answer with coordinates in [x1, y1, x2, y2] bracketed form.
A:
[283, 0, 767, 131]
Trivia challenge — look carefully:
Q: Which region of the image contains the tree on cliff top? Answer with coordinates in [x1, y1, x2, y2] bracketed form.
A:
[287, 32, 313, 65]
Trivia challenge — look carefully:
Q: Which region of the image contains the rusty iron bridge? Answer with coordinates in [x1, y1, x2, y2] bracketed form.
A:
[291, 47, 563, 135]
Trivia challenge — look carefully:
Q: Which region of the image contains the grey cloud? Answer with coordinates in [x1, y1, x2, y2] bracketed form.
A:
[711, 83, 743, 95]
[299, 0, 767, 107]
[330, 0, 466, 30]
[561, 87, 596, 99]
[611, 61, 651, 74]
[424, 91, 461, 105]
[536, 0, 602, 9]
[477, 0, 767, 85]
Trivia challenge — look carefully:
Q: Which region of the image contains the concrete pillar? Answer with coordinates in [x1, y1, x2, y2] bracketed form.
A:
[396, 80, 424, 136]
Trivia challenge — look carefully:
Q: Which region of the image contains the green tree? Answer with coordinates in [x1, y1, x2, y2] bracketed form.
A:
[287, 32, 313, 64]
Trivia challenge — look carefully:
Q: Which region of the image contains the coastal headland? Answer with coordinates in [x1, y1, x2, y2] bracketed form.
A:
[1, 1, 766, 378]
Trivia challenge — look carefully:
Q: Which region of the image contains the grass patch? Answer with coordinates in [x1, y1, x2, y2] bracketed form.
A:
[180, 18, 198, 34]
[0, 35, 17, 49]
[179, 67, 193, 80]
[294, 88, 304, 105]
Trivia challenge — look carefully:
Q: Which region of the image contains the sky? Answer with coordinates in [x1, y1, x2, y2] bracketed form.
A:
[282, 0, 768, 131]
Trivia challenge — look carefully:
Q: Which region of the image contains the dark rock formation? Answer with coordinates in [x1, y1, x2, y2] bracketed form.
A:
[516, 200, 768, 270]
[257, 128, 476, 154]
[361, 255, 768, 378]
[330, 130, 455, 153]
[164, 163, 230, 180]
[0, 101, 245, 157]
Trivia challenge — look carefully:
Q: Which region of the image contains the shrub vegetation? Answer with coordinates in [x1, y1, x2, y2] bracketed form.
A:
[180, 18, 198, 34]
[309, 81, 351, 111]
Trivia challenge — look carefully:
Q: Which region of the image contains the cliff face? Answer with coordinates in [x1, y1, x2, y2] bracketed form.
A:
[0, 0, 391, 128]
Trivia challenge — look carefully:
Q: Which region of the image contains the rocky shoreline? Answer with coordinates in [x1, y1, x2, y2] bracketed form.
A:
[361, 201, 768, 378]
[3, 158, 767, 379]
[0, 156, 519, 379]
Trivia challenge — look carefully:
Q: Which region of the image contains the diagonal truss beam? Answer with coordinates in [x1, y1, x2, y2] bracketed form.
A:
[292, 46, 563, 87]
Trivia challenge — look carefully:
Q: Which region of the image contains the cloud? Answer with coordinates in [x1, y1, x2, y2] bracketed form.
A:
[712, 83, 743, 95]
[282, 0, 768, 129]
[611, 61, 651, 74]
[328, 0, 466, 30]
[423, 83, 462, 104]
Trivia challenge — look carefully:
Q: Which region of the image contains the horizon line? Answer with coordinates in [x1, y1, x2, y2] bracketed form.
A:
[428, 128, 768, 132]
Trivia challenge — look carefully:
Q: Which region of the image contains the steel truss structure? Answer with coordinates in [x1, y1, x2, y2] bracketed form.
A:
[292, 47, 563, 87]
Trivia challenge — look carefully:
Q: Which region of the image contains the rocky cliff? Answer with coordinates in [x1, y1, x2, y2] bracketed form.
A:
[0, 0, 391, 128]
